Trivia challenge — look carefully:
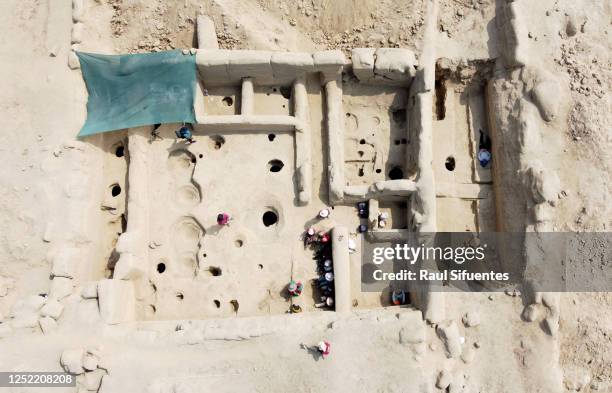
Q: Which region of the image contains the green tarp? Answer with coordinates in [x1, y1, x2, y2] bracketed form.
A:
[76, 50, 197, 137]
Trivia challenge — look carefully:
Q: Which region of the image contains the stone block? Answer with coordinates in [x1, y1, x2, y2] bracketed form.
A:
[532, 78, 562, 122]
[40, 299, 64, 320]
[81, 282, 98, 299]
[196, 49, 231, 81]
[461, 346, 476, 363]
[227, 51, 273, 81]
[526, 163, 560, 204]
[115, 232, 139, 254]
[398, 311, 426, 344]
[71, 22, 84, 44]
[0, 323, 13, 337]
[83, 354, 99, 371]
[313, 50, 345, 75]
[196, 15, 219, 50]
[68, 51, 80, 70]
[11, 312, 39, 329]
[52, 247, 80, 278]
[61, 348, 85, 374]
[97, 279, 135, 324]
[84, 369, 105, 391]
[436, 369, 452, 389]
[436, 320, 462, 358]
[462, 311, 480, 327]
[543, 315, 559, 336]
[112, 253, 146, 280]
[39, 316, 58, 334]
[522, 304, 539, 322]
[21, 295, 47, 312]
[72, 0, 84, 23]
[50, 277, 75, 300]
[271, 52, 314, 78]
[374, 48, 417, 82]
[351, 48, 375, 82]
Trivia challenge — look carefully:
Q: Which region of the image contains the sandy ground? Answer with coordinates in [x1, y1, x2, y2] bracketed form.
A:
[0, 0, 610, 392]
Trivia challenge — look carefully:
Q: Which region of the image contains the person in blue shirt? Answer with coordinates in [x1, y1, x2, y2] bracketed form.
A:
[478, 130, 492, 167]
[391, 290, 407, 305]
[175, 125, 196, 144]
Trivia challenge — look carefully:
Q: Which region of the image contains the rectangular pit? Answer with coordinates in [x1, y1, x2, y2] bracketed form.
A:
[342, 82, 412, 186]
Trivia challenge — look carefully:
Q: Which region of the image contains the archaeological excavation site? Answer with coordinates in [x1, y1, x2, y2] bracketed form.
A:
[0, 0, 610, 392]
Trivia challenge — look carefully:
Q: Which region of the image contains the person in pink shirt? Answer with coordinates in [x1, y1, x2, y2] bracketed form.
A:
[217, 212, 231, 226]
[317, 341, 331, 357]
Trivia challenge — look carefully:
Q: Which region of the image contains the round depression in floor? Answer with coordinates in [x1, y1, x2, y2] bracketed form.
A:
[388, 166, 404, 180]
[209, 135, 225, 150]
[268, 159, 284, 173]
[262, 210, 278, 227]
[208, 266, 222, 276]
[175, 184, 201, 207]
[445, 156, 456, 171]
[111, 184, 121, 197]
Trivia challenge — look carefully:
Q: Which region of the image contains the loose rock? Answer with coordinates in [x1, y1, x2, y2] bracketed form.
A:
[532, 78, 562, 121]
[39, 316, 58, 334]
[60, 348, 85, 374]
[83, 354, 99, 371]
[461, 346, 476, 363]
[84, 369, 106, 391]
[50, 277, 75, 300]
[543, 315, 559, 336]
[11, 312, 39, 329]
[462, 311, 481, 327]
[436, 320, 462, 358]
[72, 0, 84, 23]
[0, 323, 13, 337]
[40, 299, 64, 320]
[81, 283, 98, 299]
[71, 23, 84, 44]
[52, 248, 79, 278]
[522, 304, 539, 322]
[436, 369, 452, 389]
[68, 52, 80, 70]
[97, 279, 136, 324]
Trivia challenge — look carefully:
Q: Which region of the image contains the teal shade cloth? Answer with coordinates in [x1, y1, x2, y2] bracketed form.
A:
[76, 50, 197, 137]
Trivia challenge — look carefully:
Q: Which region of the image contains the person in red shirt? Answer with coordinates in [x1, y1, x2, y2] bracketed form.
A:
[288, 280, 303, 297]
